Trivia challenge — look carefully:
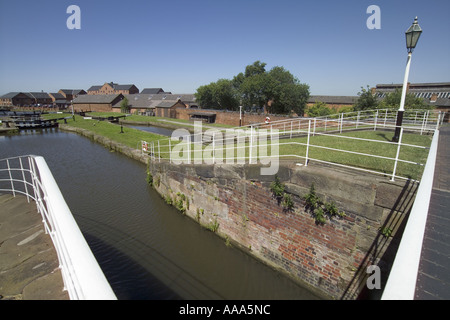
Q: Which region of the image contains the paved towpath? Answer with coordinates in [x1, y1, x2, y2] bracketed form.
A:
[415, 125, 450, 299]
[0, 194, 69, 300]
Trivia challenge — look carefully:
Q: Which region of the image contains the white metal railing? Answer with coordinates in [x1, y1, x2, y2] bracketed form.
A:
[381, 129, 440, 300]
[143, 109, 440, 181]
[0, 155, 116, 300]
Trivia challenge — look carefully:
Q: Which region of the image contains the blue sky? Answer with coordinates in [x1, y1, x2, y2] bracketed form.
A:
[0, 0, 449, 96]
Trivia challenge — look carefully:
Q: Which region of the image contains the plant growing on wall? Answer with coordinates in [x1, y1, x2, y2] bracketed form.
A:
[270, 175, 296, 212]
[303, 183, 346, 225]
[281, 193, 294, 211]
[270, 175, 285, 200]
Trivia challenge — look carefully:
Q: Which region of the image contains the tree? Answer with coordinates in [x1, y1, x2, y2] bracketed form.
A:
[120, 96, 130, 113]
[378, 88, 431, 110]
[196, 61, 310, 115]
[354, 85, 379, 111]
[306, 101, 337, 117]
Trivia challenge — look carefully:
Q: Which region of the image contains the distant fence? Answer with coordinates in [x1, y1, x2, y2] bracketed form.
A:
[143, 109, 443, 182]
[0, 155, 116, 300]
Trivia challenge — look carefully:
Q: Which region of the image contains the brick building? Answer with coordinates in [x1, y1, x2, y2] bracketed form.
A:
[58, 89, 87, 100]
[72, 94, 124, 112]
[306, 95, 358, 111]
[87, 82, 139, 95]
[0, 92, 33, 107]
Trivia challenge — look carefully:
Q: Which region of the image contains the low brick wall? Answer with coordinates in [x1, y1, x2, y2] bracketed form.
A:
[148, 161, 417, 299]
[175, 108, 292, 126]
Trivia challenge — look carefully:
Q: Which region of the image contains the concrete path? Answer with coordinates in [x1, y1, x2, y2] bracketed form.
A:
[0, 194, 69, 300]
[415, 125, 450, 299]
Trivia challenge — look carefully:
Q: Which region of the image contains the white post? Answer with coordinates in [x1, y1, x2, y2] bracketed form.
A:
[212, 132, 215, 164]
[305, 119, 311, 166]
[313, 118, 316, 136]
[158, 140, 160, 162]
[356, 111, 360, 129]
[374, 110, 378, 131]
[187, 134, 191, 164]
[420, 112, 426, 135]
[169, 139, 171, 163]
[6, 159, 15, 197]
[391, 127, 404, 181]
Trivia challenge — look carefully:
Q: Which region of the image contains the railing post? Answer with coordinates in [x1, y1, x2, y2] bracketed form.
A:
[356, 111, 360, 129]
[391, 127, 404, 182]
[436, 112, 441, 130]
[19, 157, 30, 203]
[6, 159, 15, 197]
[169, 138, 171, 163]
[305, 119, 311, 167]
[158, 140, 160, 163]
[374, 110, 378, 131]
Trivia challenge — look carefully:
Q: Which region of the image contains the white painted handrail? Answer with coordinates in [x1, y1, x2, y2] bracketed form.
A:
[381, 129, 440, 300]
[0, 155, 116, 300]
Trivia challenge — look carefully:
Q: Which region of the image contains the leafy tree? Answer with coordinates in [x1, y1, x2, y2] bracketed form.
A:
[196, 61, 309, 115]
[120, 96, 130, 113]
[195, 79, 240, 110]
[306, 101, 337, 117]
[354, 85, 379, 111]
[378, 88, 431, 110]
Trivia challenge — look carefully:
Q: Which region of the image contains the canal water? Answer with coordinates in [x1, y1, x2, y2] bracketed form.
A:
[0, 128, 321, 300]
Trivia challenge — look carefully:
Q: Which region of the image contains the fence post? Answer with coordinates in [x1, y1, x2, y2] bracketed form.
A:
[169, 139, 171, 163]
[436, 112, 441, 130]
[391, 127, 404, 182]
[356, 111, 360, 129]
[6, 159, 15, 197]
[305, 119, 311, 167]
[420, 112, 426, 135]
[158, 140, 160, 162]
[374, 110, 378, 131]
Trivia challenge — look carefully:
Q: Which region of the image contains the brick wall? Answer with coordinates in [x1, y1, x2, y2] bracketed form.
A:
[148, 161, 417, 299]
[175, 108, 292, 126]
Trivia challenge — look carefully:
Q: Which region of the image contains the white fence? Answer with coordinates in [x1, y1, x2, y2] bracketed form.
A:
[143, 109, 442, 182]
[0, 155, 116, 300]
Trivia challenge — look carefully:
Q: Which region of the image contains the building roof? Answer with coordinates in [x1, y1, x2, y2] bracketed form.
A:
[113, 84, 137, 90]
[123, 93, 195, 109]
[376, 82, 450, 89]
[50, 93, 66, 100]
[0, 92, 22, 99]
[59, 89, 86, 95]
[73, 94, 123, 104]
[87, 85, 102, 91]
[88, 83, 138, 92]
[141, 88, 165, 94]
[27, 92, 51, 99]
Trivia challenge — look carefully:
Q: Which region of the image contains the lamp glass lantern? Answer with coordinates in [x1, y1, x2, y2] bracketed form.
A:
[405, 17, 422, 53]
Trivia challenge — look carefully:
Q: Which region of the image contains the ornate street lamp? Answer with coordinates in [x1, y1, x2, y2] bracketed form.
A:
[392, 17, 422, 142]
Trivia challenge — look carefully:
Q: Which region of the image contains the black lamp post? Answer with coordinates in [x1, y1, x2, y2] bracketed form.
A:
[392, 17, 422, 142]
